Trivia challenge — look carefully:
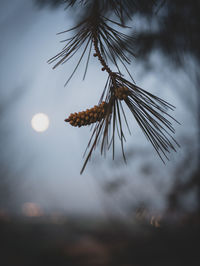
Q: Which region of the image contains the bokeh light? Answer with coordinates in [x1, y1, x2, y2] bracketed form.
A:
[31, 113, 49, 132]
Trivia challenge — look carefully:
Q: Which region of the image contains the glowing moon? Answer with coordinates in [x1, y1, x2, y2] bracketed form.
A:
[31, 113, 49, 132]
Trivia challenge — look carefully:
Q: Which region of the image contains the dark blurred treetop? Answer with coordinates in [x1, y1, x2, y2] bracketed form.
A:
[34, 0, 200, 66]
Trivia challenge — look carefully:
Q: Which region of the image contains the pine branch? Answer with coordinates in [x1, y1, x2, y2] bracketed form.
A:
[48, 8, 180, 173]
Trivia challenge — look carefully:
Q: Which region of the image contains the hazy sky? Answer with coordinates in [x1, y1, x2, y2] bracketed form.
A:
[0, 0, 197, 216]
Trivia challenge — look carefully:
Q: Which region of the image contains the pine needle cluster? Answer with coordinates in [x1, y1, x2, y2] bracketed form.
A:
[48, 1, 179, 173]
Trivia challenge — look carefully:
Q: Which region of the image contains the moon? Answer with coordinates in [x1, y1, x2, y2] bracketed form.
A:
[31, 113, 49, 132]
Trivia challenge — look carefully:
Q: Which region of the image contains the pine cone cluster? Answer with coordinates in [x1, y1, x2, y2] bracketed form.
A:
[65, 101, 107, 127]
[114, 86, 129, 100]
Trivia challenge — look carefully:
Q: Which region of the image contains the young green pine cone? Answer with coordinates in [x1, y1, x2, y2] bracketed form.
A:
[114, 86, 129, 100]
[65, 101, 107, 127]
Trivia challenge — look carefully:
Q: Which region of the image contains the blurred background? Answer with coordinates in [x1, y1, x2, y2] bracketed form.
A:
[0, 0, 199, 265]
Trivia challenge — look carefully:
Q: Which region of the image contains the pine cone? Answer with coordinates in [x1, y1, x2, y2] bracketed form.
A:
[65, 101, 107, 127]
[114, 86, 129, 100]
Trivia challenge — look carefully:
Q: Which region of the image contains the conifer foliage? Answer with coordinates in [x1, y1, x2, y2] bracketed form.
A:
[48, 0, 179, 173]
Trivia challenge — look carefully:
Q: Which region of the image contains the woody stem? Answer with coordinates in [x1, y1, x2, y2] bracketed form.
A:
[92, 34, 114, 76]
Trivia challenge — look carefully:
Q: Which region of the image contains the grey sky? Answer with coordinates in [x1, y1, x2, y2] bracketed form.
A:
[0, 0, 197, 216]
